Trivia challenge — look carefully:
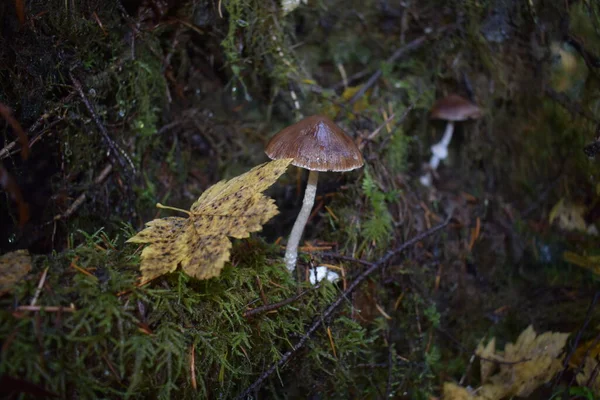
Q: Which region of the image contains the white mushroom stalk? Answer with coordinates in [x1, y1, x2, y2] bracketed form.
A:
[419, 121, 454, 186]
[284, 170, 318, 272]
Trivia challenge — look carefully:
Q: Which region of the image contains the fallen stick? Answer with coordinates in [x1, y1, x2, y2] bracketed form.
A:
[236, 214, 452, 399]
[70, 72, 135, 176]
[16, 305, 76, 313]
[348, 24, 457, 106]
[243, 285, 319, 318]
[51, 163, 113, 222]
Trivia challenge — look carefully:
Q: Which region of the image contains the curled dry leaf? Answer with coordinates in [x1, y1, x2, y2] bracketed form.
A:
[443, 325, 569, 400]
[476, 337, 496, 383]
[0, 249, 32, 295]
[549, 198, 594, 234]
[127, 159, 292, 283]
[570, 337, 600, 368]
[562, 251, 600, 276]
[576, 356, 600, 395]
[442, 383, 473, 400]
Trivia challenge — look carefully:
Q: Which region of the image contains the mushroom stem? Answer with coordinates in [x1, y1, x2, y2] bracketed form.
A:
[430, 121, 455, 167]
[419, 121, 455, 187]
[439, 121, 455, 148]
[285, 169, 319, 272]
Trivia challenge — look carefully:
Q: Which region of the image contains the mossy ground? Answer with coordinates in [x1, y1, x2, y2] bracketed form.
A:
[1, 0, 600, 398]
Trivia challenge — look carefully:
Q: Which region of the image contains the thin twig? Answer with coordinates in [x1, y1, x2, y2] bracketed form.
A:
[0, 100, 72, 160]
[585, 358, 600, 389]
[50, 163, 113, 222]
[555, 291, 600, 389]
[1, 118, 63, 160]
[243, 285, 319, 318]
[459, 350, 476, 385]
[16, 305, 76, 313]
[319, 252, 374, 267]
[365, 113, 395, 142]
[354, 360, 412, 369]
[331, 69, 372, 91]
[236, 215, 452, 399]
[565, 34, 600, 71]
[255, 275, 269, 306]
[348, 25, 456, 106]
[162, 27, 183, 73]
[190, 344, 197, 390]
[385, 341, 394, 398]
[0, 103, 29, 160]
[70, 72, 136, 175]
[30, 267, 49, 307]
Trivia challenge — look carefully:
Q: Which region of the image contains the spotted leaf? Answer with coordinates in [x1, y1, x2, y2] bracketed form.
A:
[127, 159, 292, 283]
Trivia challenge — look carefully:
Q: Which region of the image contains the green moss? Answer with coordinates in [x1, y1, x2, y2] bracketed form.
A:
[0, 231, 374, 398]
[221, 0, 300, 103]
[385, 126, 412, 174]
[359, 168, 393, 250]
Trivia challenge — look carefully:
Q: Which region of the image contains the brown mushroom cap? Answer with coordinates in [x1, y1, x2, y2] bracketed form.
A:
[265, 115, 364, 172]
[430, 94, 482, 121]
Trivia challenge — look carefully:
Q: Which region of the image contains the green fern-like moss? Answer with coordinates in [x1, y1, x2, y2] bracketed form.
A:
[360, 168, 393, 247]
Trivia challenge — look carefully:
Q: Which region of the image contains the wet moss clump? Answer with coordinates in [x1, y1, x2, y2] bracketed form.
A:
[1, 231, 379, 398]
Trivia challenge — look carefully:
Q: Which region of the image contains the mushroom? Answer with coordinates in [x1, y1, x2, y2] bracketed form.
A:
[420, 94, 482, 187]
[265, 115, 364, 272]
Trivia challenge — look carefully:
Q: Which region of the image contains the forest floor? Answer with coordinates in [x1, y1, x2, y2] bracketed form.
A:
[1, 1, 600, 399]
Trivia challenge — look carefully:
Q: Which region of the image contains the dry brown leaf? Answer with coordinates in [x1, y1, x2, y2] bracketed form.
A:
[443, 325, 569, 400]
[504, 325, 568, 360]
[494, 325, 568, 397]
[442, 382, 474, 400]
[127, 159, 292, 282]
[576, 356, 600, 394]
[0, 249, 32, 295]
[443, 382, 506, 400]
[474, 382, 508, 400]
[570, 337, 600, 368]
[562, 251, 600, 276]
[548, 198, 589, 233]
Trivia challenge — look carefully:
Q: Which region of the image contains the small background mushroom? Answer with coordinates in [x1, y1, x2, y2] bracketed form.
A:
[420, 94, 482, 187]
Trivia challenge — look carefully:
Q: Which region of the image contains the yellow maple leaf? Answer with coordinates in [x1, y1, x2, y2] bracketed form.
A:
[127, 159, 292, 282]
[0, 249, 32, 295]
